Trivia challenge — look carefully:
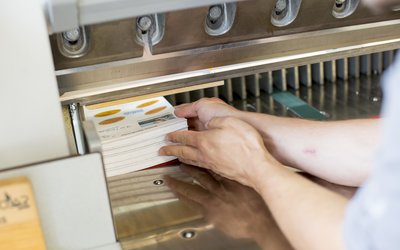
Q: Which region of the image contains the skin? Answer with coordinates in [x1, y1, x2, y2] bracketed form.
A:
[165, 98, 379, 186]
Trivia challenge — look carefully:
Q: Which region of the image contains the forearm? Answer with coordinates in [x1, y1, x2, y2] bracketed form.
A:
[236, 111, 379, 186]
[253, 162, 348, 250]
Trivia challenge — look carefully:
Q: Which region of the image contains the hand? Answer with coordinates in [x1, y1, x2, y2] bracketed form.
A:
[165, 165, 292, 249]
[160, 116, 281, 190]
[175, 98, 239, 131]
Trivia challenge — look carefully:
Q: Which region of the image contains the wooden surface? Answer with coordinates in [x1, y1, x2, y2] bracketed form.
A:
[0, 177, 46, 250]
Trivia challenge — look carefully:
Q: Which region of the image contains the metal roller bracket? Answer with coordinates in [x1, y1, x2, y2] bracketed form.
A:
[271, 0, 302, 27]
[205, 3, 237, 36]
[332, 0, 360, 19]
[57, 26, 90, 58]
[135, 14, 165, 55]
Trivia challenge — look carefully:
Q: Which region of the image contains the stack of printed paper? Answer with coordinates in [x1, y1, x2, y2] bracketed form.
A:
[83, 97, 187, 177]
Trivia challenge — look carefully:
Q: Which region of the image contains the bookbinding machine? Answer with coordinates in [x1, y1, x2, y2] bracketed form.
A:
[2, 0, 400, 249]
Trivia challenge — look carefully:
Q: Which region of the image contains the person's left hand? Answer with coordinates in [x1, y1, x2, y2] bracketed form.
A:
[159, 117, 281, 190]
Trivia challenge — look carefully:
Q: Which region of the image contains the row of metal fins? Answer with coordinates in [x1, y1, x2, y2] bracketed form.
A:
[166, 50, 397, 104]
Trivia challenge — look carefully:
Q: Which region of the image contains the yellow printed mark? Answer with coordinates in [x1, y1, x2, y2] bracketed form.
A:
[95, 109, 121, 117]
[136, 100, 159, 108]
[99, 116, 125, 125]
[145, 106, 167, 115]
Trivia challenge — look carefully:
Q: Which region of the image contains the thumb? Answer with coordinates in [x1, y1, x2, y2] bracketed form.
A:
[174, 102, 198, 118]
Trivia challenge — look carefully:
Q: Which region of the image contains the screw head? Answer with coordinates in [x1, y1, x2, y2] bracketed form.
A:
[181, 230, 196, 239]
[138, 16, 153, 32]
[275, 0, 288, 13]
[153, 179, 164, 186]
[209, 5, 223, 21]
[63, 28, 81, 43]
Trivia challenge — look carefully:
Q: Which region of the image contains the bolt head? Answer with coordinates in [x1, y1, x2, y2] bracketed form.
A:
[209, 5, 223, 21]
[138, 16, 153, 32]
[181, 230, 196, 239]
[153, 179, 164, 186]
[275, 0, 288, 12]
[63, 28, 80, 42]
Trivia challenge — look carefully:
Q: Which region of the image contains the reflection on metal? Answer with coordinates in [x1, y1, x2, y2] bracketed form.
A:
[110, 165, 287, 249]
[135, 14, 165, 54]
[57, 26, 90, 58]
[271, 0, 302, 27]
[205, 3, 237, 36]
[332, 0, 360, 19]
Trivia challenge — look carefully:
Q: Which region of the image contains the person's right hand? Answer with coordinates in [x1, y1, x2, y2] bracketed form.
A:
[175, 98, 239, 131]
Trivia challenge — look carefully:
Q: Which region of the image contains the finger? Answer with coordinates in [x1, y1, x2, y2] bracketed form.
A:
[164, 175, 211, 205]
[174, 102, 198, 118]
[166, 130, 200, 147]
[180, 165, 221, 191]
[159, 145, 201, 162]
[175, 98, 217, 118]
